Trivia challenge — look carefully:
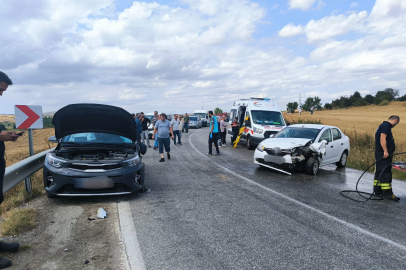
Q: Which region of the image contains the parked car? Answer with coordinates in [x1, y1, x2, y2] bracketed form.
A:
[188, 116, 202, 128]
[43, 104, 146, 198]
[254, 124, 350, 175]
[194, 110, 209, 127]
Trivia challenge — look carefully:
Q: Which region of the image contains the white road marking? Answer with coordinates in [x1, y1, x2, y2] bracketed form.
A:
[189, 131, 406, 253]
[118, 200, 147, 270]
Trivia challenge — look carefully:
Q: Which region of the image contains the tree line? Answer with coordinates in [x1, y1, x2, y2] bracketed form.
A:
[286, 88, 403, 113]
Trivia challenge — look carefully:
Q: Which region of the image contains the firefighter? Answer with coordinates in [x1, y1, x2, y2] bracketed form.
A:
[373, 115, 400, 201]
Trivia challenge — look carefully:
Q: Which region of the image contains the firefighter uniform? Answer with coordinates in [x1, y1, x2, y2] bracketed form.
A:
[373, 121, 396, 196]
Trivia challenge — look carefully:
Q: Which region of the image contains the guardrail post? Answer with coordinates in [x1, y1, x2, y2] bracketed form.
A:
[24, 129, 34, 194]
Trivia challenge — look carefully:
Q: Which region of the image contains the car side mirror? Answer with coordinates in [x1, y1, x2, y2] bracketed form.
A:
[270, 134, 274, 138]
[286, 121, 291, 126]
[321, 139, 328, 145]
[48, 136, 58, 143]
[245, 120, 251, 127]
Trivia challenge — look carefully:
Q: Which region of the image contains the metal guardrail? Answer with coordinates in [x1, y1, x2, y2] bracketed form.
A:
[3, 148, 55, 194]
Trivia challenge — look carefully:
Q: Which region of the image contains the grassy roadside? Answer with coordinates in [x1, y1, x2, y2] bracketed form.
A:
[1, 128, 55, 235]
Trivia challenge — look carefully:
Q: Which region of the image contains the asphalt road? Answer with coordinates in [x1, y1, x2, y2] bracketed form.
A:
[128, 129, 406, 270]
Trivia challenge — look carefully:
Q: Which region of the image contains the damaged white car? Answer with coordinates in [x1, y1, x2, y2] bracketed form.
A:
[254, 124, 350, 175]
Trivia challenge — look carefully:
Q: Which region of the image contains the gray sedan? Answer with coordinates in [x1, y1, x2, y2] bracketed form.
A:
[188, 116, 202, 129]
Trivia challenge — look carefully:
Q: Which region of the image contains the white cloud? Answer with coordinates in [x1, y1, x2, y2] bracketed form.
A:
[279, 11, 367, 43]
[278, 23, 304, 37]
[288, 0, 317, 11]
[350, 2, 359, 8]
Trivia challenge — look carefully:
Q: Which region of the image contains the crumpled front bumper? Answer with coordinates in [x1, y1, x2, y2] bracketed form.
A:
[253, 149, 293, 175]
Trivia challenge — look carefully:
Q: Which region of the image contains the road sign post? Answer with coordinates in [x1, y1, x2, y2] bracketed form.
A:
[14, 105, 43, 194]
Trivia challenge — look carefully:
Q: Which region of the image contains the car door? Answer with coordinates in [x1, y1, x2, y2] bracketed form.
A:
[330, 128, 345, 162]
[318, 128, 333, 164]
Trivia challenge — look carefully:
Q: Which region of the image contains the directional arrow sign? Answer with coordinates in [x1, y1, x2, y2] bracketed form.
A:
[15, 105, 43, 129]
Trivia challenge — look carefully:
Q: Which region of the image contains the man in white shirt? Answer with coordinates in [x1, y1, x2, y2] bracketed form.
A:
[171, 114, 182, 145]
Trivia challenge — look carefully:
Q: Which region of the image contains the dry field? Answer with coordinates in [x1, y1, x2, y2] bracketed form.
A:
[285, 102, 406, 180]
[1, 128, 56, 217]
[0, 115, 15, 123]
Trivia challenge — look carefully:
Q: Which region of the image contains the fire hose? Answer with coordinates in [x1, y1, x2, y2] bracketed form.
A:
[340, 151, 406, 202]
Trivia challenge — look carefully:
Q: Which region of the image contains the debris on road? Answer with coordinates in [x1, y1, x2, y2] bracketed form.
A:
[97, 208, 107, 219]
[88, 217, 95, 221]
[85, 260, 90, 264]
[64, 249, 69, 252]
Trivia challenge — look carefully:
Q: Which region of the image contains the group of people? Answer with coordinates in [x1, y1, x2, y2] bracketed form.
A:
[133, 111, 192, 162]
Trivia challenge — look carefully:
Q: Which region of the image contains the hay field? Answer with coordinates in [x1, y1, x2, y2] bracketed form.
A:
[1, 128, 56, 217]
[0, 115, 15, 122]
[285, 102, 406, 180]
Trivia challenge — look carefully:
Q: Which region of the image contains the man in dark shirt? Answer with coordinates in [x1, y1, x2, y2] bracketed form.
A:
[140, 113, 151, 148]
[374, 115, 400, 201]
[0, 71, 21, 268]
[183, 113, 189, 133]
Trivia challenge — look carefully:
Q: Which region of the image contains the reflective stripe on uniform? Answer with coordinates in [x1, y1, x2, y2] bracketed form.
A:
[381, 183, 392, 190]
[373, 180, 381, 186]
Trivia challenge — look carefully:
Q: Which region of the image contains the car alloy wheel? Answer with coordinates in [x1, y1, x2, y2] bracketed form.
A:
[336, 151, 347, 168]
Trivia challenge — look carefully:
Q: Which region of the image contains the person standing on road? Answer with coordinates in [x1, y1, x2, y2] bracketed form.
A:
[140, 112, 151, 148]
[373, 115, 400, 201]
[179, 116, 184, 140]
[183, 113, 190, 133]
[220, 115, 227, 146]
[231, 117, 239, 145]
[152, 111, 159, 150]
[134, 113, 142, 145]
[0, 71, 21, 269]
[153, 113, 174, 162]
[171, 114, 182, 145]
[207, 111, 220, 155]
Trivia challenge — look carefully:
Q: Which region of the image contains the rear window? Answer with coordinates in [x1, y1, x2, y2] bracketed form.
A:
[332, 128, 342, 141]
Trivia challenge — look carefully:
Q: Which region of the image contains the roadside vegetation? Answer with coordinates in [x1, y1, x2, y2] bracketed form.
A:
[285, 102, 406, 180]
[1, 208, 36, 236]
[1, 128, 56, 235]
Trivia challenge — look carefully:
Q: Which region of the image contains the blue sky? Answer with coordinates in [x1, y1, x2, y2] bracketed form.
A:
[1, 0, 405, 114]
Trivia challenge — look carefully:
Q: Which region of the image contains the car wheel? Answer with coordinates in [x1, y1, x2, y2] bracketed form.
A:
[306, 157, 319, 175]
[246, 135, 254, 150]
[46, 191, 57, 198]
[336, 151, 348, 168]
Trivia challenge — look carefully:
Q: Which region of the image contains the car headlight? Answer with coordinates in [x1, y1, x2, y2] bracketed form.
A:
[256, 143, 265, 152]
[124, 155, 141, 167]
[47, 154, 66, 168]
[253, 127, 263, 134]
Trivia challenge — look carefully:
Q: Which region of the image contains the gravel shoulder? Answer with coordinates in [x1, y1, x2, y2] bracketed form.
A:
[0, 195, 128, 270]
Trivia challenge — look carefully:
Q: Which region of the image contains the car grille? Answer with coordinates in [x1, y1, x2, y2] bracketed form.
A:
[69, 163, 122, 172]
[264, 149, 286, 156]
[264, 131, 278, 138]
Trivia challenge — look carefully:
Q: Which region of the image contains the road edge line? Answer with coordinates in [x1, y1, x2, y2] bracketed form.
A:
[189, 131, 406, 253]
[117, 200, 147, 270]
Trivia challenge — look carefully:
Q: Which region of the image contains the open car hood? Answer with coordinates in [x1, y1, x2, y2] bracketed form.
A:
[53, 104, 136, 141]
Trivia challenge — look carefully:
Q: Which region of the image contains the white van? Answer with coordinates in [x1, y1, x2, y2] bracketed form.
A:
[193, 110, 209, 127]
[228, 98, 286, 149]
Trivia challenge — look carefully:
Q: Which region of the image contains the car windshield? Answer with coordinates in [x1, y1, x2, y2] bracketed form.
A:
[274, 127, 320, 140]
[194, 113, 206, 118]
[251, 110, 285, 126]
[61, 133, 133, 144]
[190, 117, 198, 121]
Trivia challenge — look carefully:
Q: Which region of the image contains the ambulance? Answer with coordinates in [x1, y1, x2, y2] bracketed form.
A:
[228, 98, 286, 150]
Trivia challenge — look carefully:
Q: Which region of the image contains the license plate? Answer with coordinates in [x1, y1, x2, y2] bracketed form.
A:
[264, 155, 285, 164]
[74, 176, 114, 189]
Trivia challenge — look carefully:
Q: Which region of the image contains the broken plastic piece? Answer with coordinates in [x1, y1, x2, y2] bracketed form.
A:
[85, 260, 90, 264]
[97, 207, 107, 219]
[88, 217, 95, 221]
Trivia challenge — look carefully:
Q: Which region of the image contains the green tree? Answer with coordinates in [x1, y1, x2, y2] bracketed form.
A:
[13, 123, 16, 129]
[374, 88, 399, 105]
[214, 108, 223, 115]
[364, 94, 374, 104]
[0, 123, 6, 131]
[302, 96, 322, 111]
[43, 116, 54, 128]
[286, 102, 298, 113]
[397, 94, 406, 101]
[324, 103, 332, 110]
